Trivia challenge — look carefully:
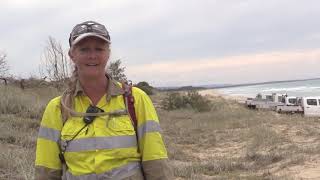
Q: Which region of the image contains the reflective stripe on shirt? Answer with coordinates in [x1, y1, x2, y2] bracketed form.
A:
[38, 126, 61, 142]
[63, 135, 138, 152]
[137, 120, 162, 140]
[66, 162, 141, 180]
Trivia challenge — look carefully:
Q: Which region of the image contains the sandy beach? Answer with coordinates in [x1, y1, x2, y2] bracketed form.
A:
[199, 88, 249, 103]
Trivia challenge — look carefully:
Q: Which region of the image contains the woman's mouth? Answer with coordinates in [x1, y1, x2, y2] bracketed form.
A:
[86, 63, 98, 66]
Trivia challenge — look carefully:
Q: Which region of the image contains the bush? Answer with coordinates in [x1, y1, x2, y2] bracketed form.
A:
[161, 91, 211, 112]
[138, 86, 154, 95]
[135, 81, 154, 95]
[161, 92, 189, 110]
[186, 91, 211, 112]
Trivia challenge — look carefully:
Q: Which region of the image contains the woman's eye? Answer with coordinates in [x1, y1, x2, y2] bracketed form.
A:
[79, 48, 89, 52]
[95, 48, 104, 51]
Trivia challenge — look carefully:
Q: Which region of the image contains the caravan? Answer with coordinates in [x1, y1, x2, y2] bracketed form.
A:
[301, 97, 320, 117]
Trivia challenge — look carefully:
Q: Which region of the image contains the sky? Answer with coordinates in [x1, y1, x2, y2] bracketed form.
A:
[1, 0, 320, 87]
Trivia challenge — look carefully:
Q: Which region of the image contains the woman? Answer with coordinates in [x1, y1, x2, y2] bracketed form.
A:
[35, 21, 172, 180]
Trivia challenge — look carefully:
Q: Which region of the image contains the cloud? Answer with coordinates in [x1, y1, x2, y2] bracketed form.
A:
[1, 0, 320, 85]
[126, 48, 320, 86]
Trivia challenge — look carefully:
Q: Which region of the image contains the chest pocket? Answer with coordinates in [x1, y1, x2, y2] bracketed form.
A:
[61, 117, 87, 140]
[108, 115, 134, 132]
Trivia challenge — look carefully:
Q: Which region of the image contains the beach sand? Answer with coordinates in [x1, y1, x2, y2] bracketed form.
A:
[199, 89, 248, 103]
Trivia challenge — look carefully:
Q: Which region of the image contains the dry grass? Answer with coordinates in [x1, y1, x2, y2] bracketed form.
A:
[0, 85, 58, 180]
[0, 115, 38, 180]
[1, 86, 320, 179]
[0, 85, 59, 119]
[157, 94, 320, 179]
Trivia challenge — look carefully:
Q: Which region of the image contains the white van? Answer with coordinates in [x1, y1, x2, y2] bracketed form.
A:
[301, 97, 320, 117]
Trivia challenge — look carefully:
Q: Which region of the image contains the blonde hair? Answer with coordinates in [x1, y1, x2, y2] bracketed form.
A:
[60, 66, 78, 122]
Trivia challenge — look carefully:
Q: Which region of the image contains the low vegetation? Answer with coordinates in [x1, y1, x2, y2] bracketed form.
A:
[1, 85, 320, 179]
[135, 81, 154, 95]
[161, 91, 211, 112]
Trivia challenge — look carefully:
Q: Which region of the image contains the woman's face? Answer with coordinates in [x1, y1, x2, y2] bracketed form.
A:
[69, 37, 110, 79]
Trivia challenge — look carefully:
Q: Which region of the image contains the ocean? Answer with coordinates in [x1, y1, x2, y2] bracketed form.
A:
[214, 79, 320, 98]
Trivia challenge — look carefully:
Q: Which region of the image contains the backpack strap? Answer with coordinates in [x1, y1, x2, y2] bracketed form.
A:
[122, 82, 141, 154]
[122, 82, 138, 131]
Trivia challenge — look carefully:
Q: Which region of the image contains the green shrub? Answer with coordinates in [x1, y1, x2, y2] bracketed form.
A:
[186, 91, 211, 112]
[161, 92, 189, 110]
[138, 86, 154, 95]
[161, 91, 211, 112]
[135, 81, 154, 95]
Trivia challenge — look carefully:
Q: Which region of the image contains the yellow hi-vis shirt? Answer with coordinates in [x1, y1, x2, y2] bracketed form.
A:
[35, 79, 169, 179]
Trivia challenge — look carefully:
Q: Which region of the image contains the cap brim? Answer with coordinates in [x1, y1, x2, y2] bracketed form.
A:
[71, 32, 110, 46]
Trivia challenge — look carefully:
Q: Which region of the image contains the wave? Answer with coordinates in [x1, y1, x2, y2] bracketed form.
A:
[217, 80, 320, 97]
[261, 86, 320, 92]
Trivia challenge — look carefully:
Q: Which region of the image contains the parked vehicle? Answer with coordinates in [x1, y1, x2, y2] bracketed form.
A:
[282, 96, 299, 106]
[276, 96, 303, 113]
[246, 93, 284, 110]
[246, 93, 320, 117]
[301, 96, 320, 117]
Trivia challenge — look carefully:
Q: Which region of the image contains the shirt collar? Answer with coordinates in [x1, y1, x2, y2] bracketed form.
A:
[73, 74, 124, 101]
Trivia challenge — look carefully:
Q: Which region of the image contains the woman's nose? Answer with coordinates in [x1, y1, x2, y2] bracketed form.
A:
[87, 49, 97, 59]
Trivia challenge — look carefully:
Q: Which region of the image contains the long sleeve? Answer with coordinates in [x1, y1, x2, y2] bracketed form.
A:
[133, 88, 173, 179]
[35, 97, 63, 180]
